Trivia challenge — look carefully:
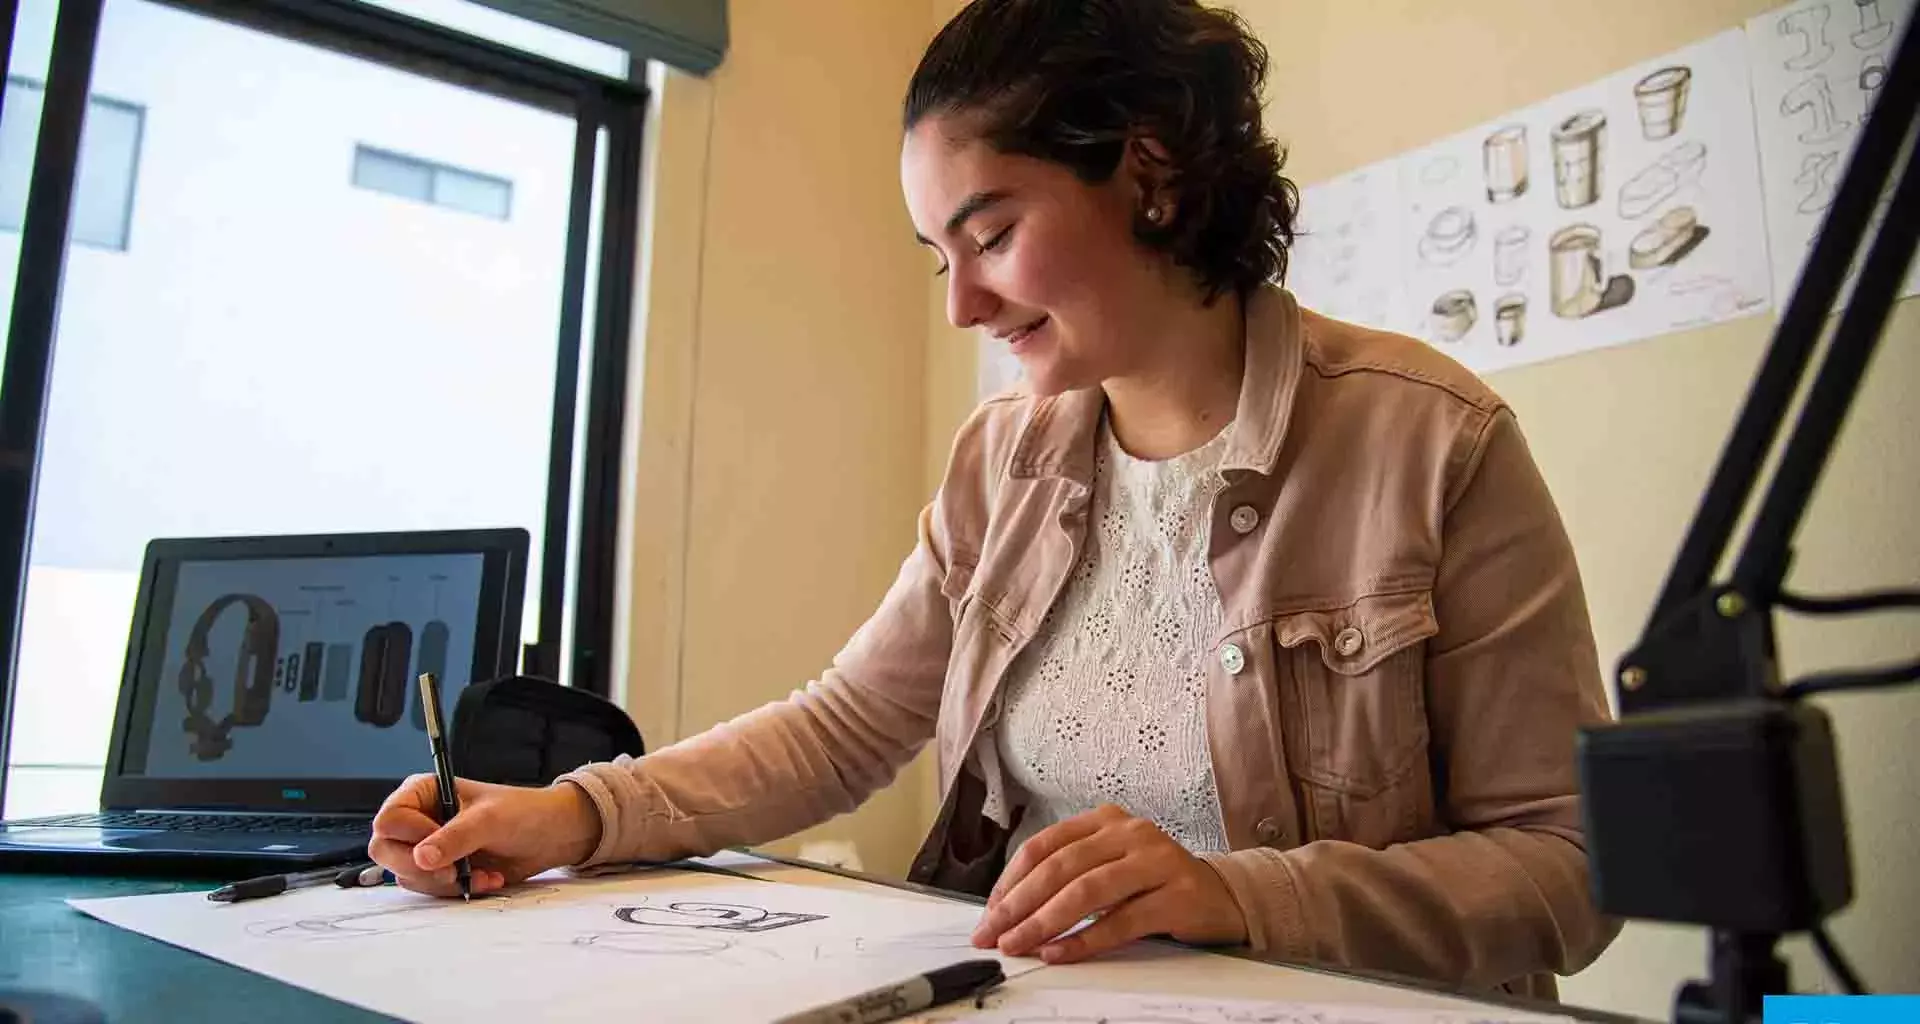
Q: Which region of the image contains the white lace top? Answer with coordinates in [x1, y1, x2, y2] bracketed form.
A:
[985, 416, 1233, 855]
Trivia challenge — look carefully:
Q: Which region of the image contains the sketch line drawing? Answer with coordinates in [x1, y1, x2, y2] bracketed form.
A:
[611, 900, 829, 934]
[1781, 73, 1852, 145]
[1859, 54, 1887, 120]
[1619, 140, 1708, 219]
[1481, 124, 1528, 202]
[1548, 223, 1636, 318]
[1778, 4, 1836, 70]
[1419, 154, 1461, 186]
[1794, 150, 1842, 213]
[1429, 289, 1477, 343]
[1417, 206, 1477, 266]
[1851, 0, 1894, 48]
[1629, 205, 1711, 269]
[245, 885, 562, 942]
[1550, 109, 1607, 209]
[1633, 65, 1693, 140]
[1494, 294, 1527, 348]
[1492, 225, 1531, 287]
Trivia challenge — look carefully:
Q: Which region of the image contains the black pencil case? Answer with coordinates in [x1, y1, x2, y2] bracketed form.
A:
[449, 675, 646, 786]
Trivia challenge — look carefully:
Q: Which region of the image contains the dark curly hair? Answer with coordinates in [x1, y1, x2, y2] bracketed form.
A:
[903, 0, 1299, 302]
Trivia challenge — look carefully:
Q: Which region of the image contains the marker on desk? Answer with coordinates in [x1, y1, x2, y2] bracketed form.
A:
[770, 959, 1004, 1024]
[417, 671, 472, 902]
[206, 864, 349, 903]
[334, 862, 394, 888]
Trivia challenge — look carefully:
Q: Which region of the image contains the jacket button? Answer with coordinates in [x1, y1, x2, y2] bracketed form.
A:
[1333, 626, 1364, 657]
[1228, 505, 1261, 535]
[1255, 817, 1283, 844]
[1219, 643, 1247, 676]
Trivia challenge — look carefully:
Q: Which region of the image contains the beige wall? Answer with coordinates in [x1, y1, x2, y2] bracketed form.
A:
[621, 0, 939, 877]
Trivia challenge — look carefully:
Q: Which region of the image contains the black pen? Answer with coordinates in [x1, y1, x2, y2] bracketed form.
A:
[770, 959, 1004, 1024]
[206, 863, 346, 903]
[417, 671, 472, 902]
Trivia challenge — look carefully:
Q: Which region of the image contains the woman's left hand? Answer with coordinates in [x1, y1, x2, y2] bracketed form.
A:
[969, 804, 1248, 963]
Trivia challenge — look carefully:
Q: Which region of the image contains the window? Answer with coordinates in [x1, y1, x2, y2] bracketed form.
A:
[352, 144, 513, 220]
[0, 77, 145, 251]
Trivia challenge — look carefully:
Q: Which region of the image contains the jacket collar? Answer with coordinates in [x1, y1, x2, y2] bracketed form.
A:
[1006, 284, 1305, 485]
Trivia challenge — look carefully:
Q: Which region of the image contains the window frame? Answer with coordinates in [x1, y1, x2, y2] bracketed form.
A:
[0, 74, 147, 251]
[350, 142, 517, 221]
[0, 0, 646, 808]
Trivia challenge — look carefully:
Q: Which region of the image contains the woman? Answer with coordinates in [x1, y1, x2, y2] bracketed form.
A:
[369, 0, 1620, 997]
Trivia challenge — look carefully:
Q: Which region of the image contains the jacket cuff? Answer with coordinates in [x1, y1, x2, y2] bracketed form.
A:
[1198, 847, 1311, 961]
[555, 755, 662, 868]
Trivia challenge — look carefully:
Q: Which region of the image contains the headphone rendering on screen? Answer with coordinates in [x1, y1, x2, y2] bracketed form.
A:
[177, 593, 280, 762]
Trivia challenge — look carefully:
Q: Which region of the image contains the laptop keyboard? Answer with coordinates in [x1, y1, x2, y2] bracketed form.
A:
[17, 812, 370, 834]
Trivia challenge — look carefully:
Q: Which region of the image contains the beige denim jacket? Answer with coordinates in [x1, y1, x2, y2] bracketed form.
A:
[563, 285, 1621, 996]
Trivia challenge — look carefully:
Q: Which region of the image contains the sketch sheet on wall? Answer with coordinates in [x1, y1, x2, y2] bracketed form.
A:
[923, 986, 1573, 1024]
[1747, 0, 1918, 307]
[70, 869, 1042, 1024]
[1387, 28, 1773, 375]
[1285, 156, 1409, 336]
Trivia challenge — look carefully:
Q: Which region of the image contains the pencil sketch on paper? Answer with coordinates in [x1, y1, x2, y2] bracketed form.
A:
[1778, 4, 1837, 70]
[1419, 154, 1461, 187]
[1850, 0, 1895, 48]
[1428, 289, 1476, 343]
[1492, 224, 1530, 287]
[245, 885, 563, 942]
[1794, 150, 1842, 213]
[1629, 206, 1711, 270]
[1481, 125, 1528, 202]
[1632, 66, 1693, 140]
[1550, 109, 1607, 210]
[1781, 73, 1852, 145]
[1417, 206, 1477, 267]
[1548, 223, 1636, 319]
[1858, 54, 1887, 119]
[610, 900, 829, 934]
[1619, 140, 1708, 220]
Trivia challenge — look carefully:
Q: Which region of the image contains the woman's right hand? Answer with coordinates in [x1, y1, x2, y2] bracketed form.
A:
[368, 774, 603, 898]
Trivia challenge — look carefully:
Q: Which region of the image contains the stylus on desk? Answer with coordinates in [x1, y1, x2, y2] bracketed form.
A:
[416, 671, 472, 902]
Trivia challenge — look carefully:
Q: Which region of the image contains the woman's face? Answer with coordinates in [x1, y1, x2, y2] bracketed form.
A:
[902, 115, 1172, 397]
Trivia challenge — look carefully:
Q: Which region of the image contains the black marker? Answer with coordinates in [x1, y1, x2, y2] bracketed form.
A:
[417, 671, 472, 902]
[770, 959, 1004, 1024]
[206, 864, 346, 903]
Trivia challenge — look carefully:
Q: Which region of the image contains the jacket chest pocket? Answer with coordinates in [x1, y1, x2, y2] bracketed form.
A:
[1270, 590, 1438, 842]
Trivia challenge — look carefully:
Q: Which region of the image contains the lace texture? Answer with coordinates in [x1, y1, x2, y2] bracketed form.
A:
[988, 418, 1232, 855]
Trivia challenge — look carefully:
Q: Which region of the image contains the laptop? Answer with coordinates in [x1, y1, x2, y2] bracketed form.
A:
[0, 527, 528, 876]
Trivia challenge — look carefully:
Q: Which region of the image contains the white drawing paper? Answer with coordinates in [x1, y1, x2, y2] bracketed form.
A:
[1747, 0, 1918, 309]
[70, 870, 1041, 1024]
[923, 987, 1574, 1024]
[1287, 156, 1409, 334]
[1393, 28, 1772, 375]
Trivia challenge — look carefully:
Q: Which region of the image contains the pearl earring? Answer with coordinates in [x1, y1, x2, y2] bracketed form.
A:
[1146, 205, 1165, 224]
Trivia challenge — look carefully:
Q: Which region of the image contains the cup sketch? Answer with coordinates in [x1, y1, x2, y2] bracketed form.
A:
[1551, 110, 1607, 210]
[1633, 66, 1692, 140]
[1549, 224, 1605, 317]
[1495, 294, 1527, 347]
[1494, 225, 1531, 287]
[1430, 289, 1477, 343]
[1482, 124, 1529, 202]
[1859, 54, 1887, 122]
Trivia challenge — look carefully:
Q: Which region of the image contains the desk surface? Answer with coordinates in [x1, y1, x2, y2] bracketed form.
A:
[2, 854, 1640, 1023]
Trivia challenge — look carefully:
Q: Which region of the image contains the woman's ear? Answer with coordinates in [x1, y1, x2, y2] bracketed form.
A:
[1126, 135, 1177, 226]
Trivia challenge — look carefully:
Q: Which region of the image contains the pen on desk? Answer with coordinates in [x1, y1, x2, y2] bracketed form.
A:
[770, 959, 1004, 1024]
[206, 863, 348, 903]
[417, 671, 472, 902]
[334, 862, 394, 888]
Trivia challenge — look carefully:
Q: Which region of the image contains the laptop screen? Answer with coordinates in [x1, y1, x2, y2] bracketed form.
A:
[102, 529, 527, 813]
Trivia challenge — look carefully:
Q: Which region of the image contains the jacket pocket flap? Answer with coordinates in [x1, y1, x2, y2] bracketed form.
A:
[1273, 590, 1438, 676]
